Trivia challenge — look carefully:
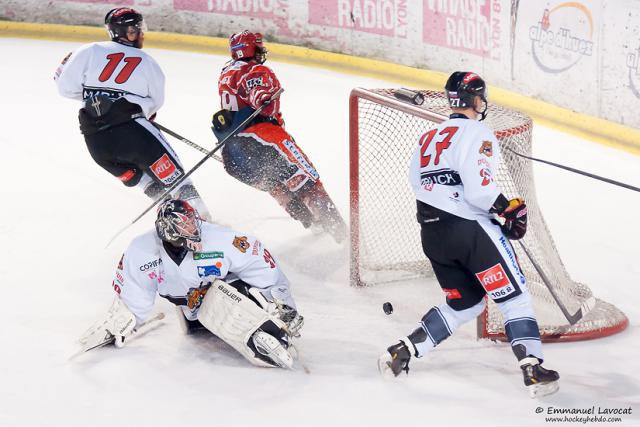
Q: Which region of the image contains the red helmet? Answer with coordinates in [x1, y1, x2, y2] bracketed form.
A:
[229, 31, 268, 63]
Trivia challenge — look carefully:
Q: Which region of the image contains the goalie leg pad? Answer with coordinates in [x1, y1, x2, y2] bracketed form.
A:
[197, 279, 288, 367]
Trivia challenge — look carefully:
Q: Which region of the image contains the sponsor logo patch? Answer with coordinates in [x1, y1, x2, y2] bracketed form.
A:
[420, 169, 462, 187]
[233, 236, 250, 253]
[480, 168, 493, 186]
[475, 263, 516, 300]
[193, 251, 224, 260]
[443, 288, 462, 299]
[197, 262, 223, 278]
[151, 154, 182, 185]
[139, 258, 162, 271]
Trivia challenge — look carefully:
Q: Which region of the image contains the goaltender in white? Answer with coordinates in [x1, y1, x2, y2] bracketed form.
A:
[78, 199, 303, 369]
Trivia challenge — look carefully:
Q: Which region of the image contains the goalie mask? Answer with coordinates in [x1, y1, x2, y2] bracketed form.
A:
[229, 31, 268, 64]
[445, 71, 489, 121]
[155, 199, 202, 251]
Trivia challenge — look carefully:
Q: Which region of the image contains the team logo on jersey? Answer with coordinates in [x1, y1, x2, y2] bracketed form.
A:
[193, 251, 224, 260]
[197, 262, 223, 278]
[479, 140, 493, 157]
[117, 254, 124, 270]
[475, 263, 517, 300]
[151, 154, 182, 185]
[233, 236, 250, 253]
[186, 285, 210, 310]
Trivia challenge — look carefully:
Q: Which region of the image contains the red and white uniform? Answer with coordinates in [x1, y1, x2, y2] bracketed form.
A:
[409, 117, 501, 221]
[54, 41, 165, 118]
[113, 222, 296, 324]
[218, 59, 319, 189]
[218, 59, 281, 121]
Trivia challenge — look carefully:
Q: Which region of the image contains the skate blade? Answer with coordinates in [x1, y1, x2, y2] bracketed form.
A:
[529, 380, 559, 398]
[253, 332, 294, 369]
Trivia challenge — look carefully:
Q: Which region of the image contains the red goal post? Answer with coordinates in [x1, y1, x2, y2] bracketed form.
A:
[349, 87, 628, 342]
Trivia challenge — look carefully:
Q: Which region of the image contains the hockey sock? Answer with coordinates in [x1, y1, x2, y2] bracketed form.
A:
[498, 292, 543, 361]
[409, 301, 485, 357]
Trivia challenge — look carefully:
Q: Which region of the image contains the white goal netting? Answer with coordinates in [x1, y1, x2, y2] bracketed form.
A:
[350, 88, 628, 341]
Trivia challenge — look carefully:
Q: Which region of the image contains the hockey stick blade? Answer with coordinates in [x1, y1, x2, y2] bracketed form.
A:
[507, 148, 640, 193]
[68, 312, 166, 361]
[516, 241, 594, 325]
[105, 88, 283, 247]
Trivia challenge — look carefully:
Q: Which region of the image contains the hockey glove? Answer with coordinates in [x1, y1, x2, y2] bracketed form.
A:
[499, 197, 528, 240]
[249, 86, 278, 108]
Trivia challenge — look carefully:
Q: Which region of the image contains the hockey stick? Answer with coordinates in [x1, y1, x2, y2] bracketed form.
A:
[516, 241, 595, 325]
[106, 88, 283, 247]
[507, 148, 640, 193]
[153, 122, 222, 163]
[68, 312, 166, 361]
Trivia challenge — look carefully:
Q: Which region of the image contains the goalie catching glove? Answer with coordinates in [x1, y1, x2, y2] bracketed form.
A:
[491, 194, 528, 240]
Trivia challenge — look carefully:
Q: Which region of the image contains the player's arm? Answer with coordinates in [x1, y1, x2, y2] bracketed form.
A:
[78, 238, 160, 349]
[54, 45, 92, 100]
[458, 129, 502, 212]
[465, 129, 528, 239]
[238, 65, 282, 118]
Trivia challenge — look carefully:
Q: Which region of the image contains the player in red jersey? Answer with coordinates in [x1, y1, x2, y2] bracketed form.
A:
[213, 31, 346, 242]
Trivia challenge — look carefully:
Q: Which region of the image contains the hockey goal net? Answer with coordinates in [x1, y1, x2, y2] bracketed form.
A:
[350, 88, 628, 342]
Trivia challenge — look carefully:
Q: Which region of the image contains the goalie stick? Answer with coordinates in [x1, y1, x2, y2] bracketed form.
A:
[106, 88, 283, 247]
[516, 241, 595, 325]
[68, 312, 165, 361]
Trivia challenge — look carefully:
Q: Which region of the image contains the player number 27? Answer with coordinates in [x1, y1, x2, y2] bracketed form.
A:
[419, 126, 459, 167]
[98, 53, 142, 84]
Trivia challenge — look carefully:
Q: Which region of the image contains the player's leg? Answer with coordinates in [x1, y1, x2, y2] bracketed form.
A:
[379, 259, 487, 376]
[232, 123, 346, 241]
[130, 119, 212, 219]
[474, 218, 559, 396]
[83, 118, 211, 219]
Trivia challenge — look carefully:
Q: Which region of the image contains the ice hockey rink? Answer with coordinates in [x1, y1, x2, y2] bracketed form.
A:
[1, 38, 638, 426]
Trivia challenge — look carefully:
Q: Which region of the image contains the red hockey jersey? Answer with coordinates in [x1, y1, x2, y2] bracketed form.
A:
[218, 59, 283, 123]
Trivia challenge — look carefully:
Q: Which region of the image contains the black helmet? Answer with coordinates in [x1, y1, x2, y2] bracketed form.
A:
[104, 8, 146, 47]
[444, 71, 488, 120]
[155, 199, 202, 251]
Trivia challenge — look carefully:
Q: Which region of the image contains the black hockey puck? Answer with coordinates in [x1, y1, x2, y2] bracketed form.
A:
[383, 302, 393, 315]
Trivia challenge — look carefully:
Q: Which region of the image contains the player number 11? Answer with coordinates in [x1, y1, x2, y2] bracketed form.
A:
[98, 53, 142, 84]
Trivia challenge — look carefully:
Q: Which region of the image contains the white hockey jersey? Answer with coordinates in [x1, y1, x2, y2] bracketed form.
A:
[112, 222, 295, 324]
[409, 116, 502, 220]
[54, 41, 165, 118]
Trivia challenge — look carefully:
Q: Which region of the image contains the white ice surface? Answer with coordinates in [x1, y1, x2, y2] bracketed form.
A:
[0, 38, 638, 427]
